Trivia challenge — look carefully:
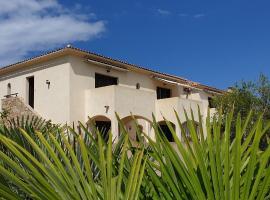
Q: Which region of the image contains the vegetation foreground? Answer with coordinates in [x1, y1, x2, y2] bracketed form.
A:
[0, 110, 269, 200]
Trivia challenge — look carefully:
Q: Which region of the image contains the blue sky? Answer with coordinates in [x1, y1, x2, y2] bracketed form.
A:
[1, 0, 270, 89]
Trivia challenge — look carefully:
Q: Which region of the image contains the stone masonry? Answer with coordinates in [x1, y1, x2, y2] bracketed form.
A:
[0, 97, 40, 124]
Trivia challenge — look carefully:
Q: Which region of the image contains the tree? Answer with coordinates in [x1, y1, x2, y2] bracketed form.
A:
[213, 74, 270, 149]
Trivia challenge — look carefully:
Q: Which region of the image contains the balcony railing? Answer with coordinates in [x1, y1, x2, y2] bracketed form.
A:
[85, 85, 156, 120]
[155, 96, 204, 122]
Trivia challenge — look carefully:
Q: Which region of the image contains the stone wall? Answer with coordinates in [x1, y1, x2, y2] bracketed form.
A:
[0, 97, 41, 125]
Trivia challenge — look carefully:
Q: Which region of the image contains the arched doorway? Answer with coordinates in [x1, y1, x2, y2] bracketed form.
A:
[181, 121, 200, 141]
[120, 115, 152, 144]
[88, 115, 111, 142]
[158, 121, 176, 142]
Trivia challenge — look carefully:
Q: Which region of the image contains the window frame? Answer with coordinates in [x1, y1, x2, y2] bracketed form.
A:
[156, 86, 172, 99]
[95, 73, 118, 88]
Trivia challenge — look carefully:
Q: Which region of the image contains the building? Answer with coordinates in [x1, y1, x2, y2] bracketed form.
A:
[0, 45, 223, 141]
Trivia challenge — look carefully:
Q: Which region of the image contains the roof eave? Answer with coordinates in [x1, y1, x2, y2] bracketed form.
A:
[0, 46, 225, 94]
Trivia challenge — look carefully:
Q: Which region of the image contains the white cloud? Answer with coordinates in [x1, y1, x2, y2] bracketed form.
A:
[157, 9, 171, 15]
[193, 14, 205, 18]
[178, 13, 189, 17]
[0, 0, 106, 66]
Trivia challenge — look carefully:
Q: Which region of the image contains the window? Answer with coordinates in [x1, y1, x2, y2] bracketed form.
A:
[27, 77, 34, 108]
[157, 87, 171, 99]
[208, 97, 215, 108]
[7, 83, 11, 96]
[95, 73, 118, 88]
[158, 121, 175, 142]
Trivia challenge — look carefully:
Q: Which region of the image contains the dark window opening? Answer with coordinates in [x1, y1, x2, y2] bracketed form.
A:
[159, 122, 175, 142]
[157, 87, 171, 99]
[95, 73, 118, 88]
[95, 121, 111, 142]
[208, 97, 215, 108]
[7, 83, 11, 96]
[27, 77, 34, 108]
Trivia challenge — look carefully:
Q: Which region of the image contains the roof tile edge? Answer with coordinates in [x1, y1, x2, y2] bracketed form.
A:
[0, 45, 224, 94]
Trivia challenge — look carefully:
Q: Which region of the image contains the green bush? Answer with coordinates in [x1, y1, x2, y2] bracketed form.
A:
[0, 110, 269, 200]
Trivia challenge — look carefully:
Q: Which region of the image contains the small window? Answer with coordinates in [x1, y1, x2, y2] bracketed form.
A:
[7, 83, 11, 96]
[157, 87, 171, 99]
[95, 73, 118, 88]
[136, 83, 140, 89]
[208, 97, 215, 108]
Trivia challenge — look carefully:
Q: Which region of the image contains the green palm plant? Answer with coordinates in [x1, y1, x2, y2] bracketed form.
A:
[144, 109, 270, 200]
[0, 121, 146, 200]
[0, 116, 60, 155]
[0, 110, 269, 200]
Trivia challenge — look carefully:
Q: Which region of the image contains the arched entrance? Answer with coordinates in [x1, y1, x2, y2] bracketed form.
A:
[158, 121, 176, 142]
[120, 115, 152, 144]
[88, 115, 111, 142]
[181, 121, 200, 141]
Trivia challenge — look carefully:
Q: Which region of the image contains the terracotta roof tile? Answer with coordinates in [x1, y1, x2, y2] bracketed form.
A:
[0, 45, 224, 94]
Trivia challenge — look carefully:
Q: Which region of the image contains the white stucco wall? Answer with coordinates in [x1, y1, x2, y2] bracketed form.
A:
[69, 56, 158, 122]
[0, 57, 71, 124]
[0, 54, 215, 141]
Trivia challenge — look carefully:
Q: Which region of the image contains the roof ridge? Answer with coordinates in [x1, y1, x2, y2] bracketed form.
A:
[0, 45, 224, 94]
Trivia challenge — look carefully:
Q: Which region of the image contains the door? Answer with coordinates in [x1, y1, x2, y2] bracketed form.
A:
[27, 77, 34, 108]
[95, 121, 111, 141]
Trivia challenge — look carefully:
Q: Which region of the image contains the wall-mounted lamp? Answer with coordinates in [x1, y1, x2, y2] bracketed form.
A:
[183, 87, 192, 93]
[183, 87, 192, 99]
[46, 80, 50, 89]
